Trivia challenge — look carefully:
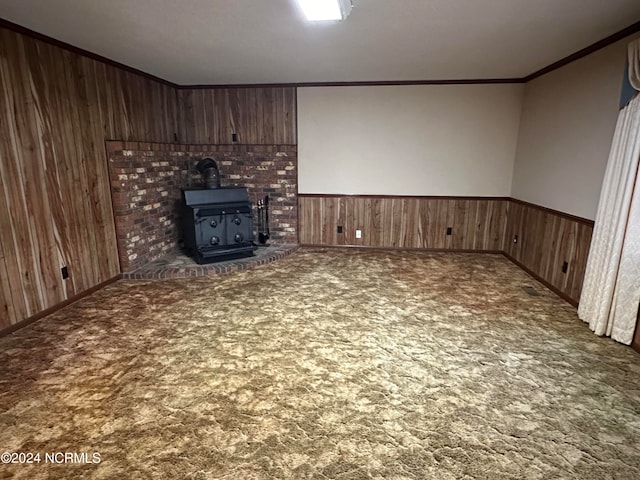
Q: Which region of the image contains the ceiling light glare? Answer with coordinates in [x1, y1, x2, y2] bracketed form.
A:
[297, 0, 352, 22]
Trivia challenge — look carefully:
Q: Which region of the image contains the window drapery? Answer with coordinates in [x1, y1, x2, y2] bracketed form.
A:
[578, 39, 640, 345]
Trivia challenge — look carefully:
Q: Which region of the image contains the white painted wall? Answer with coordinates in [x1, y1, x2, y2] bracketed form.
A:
[511, 35, 638, 220]
[298, 84, 524, 196]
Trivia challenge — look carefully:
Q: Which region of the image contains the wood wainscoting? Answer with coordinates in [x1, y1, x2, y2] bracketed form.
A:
[504, 199, 594, 306]
[298, 195, 508, 251]
[298, 195, 595, 305]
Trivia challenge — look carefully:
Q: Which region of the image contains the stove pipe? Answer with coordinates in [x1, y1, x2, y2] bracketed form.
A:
[196, 157, 221, 189]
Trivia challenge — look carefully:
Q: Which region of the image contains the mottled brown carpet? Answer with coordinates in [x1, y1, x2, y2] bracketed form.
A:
[1, 248, 640, 479]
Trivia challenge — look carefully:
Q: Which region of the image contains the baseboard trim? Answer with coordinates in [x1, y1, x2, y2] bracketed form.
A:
[502, 252, 578, 307]
[0, 275, 122, 338]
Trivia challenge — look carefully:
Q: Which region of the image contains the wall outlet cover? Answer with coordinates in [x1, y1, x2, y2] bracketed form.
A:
[355, 229, 362, 239]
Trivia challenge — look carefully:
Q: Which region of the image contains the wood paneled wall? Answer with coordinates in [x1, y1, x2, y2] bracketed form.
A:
[298, 195, 508, 251]
[177, 87, 297, 145]
[0, 27, 178, 330]
[505, 199, 593, 305]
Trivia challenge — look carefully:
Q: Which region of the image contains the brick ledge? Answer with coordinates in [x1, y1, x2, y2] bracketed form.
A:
[122, 244, 299, 279]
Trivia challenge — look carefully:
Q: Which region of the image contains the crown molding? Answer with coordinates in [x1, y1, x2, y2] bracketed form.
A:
[524, 20, 640, 82]
[0, 18, 178, 88]
[2, 16, 640, 88]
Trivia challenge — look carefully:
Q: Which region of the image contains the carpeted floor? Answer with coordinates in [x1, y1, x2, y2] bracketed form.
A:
[1, 248, 640, 479]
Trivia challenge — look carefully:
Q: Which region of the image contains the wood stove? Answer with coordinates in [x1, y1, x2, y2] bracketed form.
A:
[181, 187, 254, 264]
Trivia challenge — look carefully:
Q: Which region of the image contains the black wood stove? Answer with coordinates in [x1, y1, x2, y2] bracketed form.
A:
[181, 187, 254, 264]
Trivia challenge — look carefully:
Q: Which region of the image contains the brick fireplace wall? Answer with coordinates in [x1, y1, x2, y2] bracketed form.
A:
[107, 141, 297, 272]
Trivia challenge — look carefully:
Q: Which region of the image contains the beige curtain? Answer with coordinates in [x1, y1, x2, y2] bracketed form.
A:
[578, 41, 640, 344]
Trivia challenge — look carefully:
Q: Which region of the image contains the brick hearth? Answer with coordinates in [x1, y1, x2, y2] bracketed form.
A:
[122, 244, 299, 279]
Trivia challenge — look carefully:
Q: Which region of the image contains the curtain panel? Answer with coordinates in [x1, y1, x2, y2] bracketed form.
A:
[578, 39, 640, 344]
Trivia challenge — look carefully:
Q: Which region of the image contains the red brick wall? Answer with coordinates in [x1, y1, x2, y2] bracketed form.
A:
[107, 142, 297, 272]
[188, 145, 297, 241]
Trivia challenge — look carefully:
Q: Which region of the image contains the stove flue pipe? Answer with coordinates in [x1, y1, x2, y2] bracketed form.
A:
[196, 157, 221, 189]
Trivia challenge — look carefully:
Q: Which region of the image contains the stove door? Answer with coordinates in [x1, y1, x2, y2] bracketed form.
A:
[198, 213, 226, 247]
[225, 210, 253, 245]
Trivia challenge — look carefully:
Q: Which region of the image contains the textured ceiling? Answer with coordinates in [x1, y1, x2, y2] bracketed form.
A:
[1, 0, 640, 85]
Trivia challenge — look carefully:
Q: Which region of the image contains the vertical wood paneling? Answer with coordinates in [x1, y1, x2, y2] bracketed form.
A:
[0, 27, 178, 329]
[0, 171, 27, 327]
[298, 195, 508, 251]
[505, 200, 593, 304]
[0, 241, 15, 329]
[176, 87, 296, 145]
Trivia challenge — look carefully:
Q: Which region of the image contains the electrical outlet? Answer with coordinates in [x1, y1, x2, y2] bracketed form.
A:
[355, 229, 362, 239]
[61, 266, 69, 279]
[513, 234, 518, 244]
[446, 227, 452, 236]
[337, 225, 343, 234]
[232, 133, 238, 142]
[562, 261, 568, 274]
